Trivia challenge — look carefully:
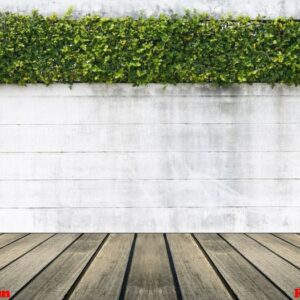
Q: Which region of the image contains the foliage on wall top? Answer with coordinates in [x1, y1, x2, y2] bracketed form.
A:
[0, 11, 299, 85]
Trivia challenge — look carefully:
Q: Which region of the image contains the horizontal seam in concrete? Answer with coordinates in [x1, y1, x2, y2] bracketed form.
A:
[1, 123, 300, 125]
[0, 151, 300, 153]
[2, 95, 300, 98]
[0, 206, 299, 209]
[1, 178, 300, 181]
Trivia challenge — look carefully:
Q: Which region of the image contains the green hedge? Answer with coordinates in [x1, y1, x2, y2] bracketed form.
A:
[0, 11, 300, 85]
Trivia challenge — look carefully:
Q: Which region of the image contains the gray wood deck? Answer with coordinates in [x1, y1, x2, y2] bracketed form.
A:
[0, 234, 299, 299]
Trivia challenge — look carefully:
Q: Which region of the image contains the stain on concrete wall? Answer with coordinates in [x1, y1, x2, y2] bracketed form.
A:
[0, 84, 299, 232]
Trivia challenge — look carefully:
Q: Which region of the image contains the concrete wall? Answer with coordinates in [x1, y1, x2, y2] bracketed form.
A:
[0, 83, 300, 232]
[0, 0, 300, 18]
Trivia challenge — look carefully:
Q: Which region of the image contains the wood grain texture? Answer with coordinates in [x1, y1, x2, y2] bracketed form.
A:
[248, 234, 300, 268]
[13, 234, 106, 300]
[0, 233, 298, 299]
[222, 234, 300, 298]
[69, 234, 134, 300]
[0, 234, 28, 249]
[0, 234, 53, 269]
[273, 234, 300, 248]
[194, 234, 287, 300]
[167, 234, 232, 299]
[0, 234, 79, 296]
[125, 234, 177, 300]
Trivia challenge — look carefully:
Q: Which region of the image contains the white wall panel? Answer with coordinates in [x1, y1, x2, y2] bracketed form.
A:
[0, 180, 299, 208]
[1, 124, 300, 152]
[0, 208, 299, 232]
[0, 84, 299, 231]
[1, 86, 300, 125]
[1, 152, 300, 180]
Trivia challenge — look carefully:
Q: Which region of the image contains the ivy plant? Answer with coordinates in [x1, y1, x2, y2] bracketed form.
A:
[0, 11, 299, 85]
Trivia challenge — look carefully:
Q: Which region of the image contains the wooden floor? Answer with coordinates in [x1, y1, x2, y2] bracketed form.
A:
[0, 234, 299, 299]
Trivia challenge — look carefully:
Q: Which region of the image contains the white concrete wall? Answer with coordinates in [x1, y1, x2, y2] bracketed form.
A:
[0, 83, 300, 232]
[0, 0, 299, 18]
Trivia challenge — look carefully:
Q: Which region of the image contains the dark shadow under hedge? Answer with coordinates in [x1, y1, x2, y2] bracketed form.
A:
[0, 11, 299, 85]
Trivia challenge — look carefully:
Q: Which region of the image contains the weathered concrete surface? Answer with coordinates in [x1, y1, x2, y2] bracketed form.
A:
[0, 0, 299, 18]
[0, 84, 299, 232]
[0, 208, 299, 232]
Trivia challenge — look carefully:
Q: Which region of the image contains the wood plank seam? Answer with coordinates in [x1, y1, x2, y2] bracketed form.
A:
[0, 234, 56, 271]
[10, 234, 83, 298]
[67, 234, 134, 300]
[124, 234, 177, 299]
[219, 234, 292, 299]
[0, 234, 30, 250]
[163, 234, 183, 300]
[119, 234, 137, 300]
[61, 234, 109, 300]
[272, 234, 300, 249]
[0, 233, 298, 299]
[194, 234, 289, 300]
[245, 234, 300, 271]
[191, 234, 239, 300]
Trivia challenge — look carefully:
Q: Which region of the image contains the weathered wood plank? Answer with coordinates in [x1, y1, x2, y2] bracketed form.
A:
[248, 234, 300, 268]
[69, 234, 134, 300]
[222, 234, 300, 298]
[0, 234, 79, 297]
[0, 234, 28, 249]
[166, 234, 232, 299]
[194, 234, 287, 300]
[0, 234, 53, 269]
[2, 152, 300, 180]
[125, 234, 177, 299]
[14, 234, 106, 300]
[273, 234, 300, 248]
